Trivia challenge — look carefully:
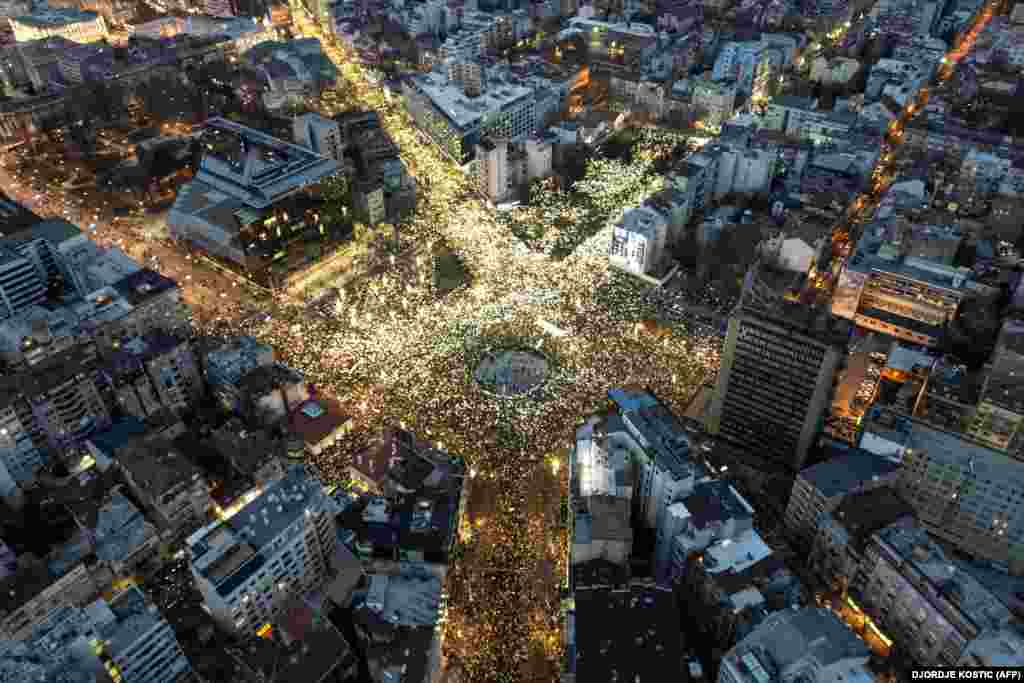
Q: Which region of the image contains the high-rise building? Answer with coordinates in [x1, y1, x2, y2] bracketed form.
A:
[186, 465, 336, 634]
[708, 264, 849, 471]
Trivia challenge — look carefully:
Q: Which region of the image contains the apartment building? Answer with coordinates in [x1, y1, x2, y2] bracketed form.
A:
[106, 332, 204, 418]
[680, 526, 802, 651]
[784, 448, 902, 547]
[859, 520, 1014, 666]
[0, 554, 105, 640]
[806, 485, 916, 594]
[667, 478, 756, 586]
[187, 465, 336, 634]
[894, 417, 1024, 573]
[607, 389, 708, 535]
[203, 335, 275, 411]
[116, 437, 212, 537]
[608, 204, 670, 277]
[0, 347, 111, 485]
[708, 265, 849, 471]
[402, 67, 537, 164]
[718, 607, 874, 683]
[92, 586, 193, 683]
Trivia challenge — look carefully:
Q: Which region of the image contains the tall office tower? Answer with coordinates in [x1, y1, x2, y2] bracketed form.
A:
[187, 464, 336, 634]
[707, 263, 849, 471]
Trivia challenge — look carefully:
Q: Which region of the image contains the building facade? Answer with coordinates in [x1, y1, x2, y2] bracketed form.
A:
[187, 465, 336, 634]
[708, 288, 848, 471]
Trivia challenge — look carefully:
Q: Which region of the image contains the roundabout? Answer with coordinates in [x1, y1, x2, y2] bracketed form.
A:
[474, 348, 551, 398]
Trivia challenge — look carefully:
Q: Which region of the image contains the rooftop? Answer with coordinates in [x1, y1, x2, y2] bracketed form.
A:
[111, 267, 179, 307]
[682, 479, 755, 529]
[194, 118, 339, 209]
[0, 554, 54, 617]
[829, 486, 916, 552]
[117, 438, 203, 499]
[876, 521, 1013, 632]
[574, 495, 632, 544]
[799, 449, 901, 499]
[405, 69, 533, 132]
[701, 528, 773, 576]
[288, 397, 352, 447]
[363, 570, 442, 627]
[94, 488, 155, 565]
[101, 586, 166, 656]
[723, 607, 871, 682]
[189, 466, 325, 596]
[573, 583, 683, 682]
[904, 418, 1024, 484]
[607, 389, 699, 480]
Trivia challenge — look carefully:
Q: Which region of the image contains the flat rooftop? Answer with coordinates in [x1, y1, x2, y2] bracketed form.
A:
[799, 449, 901, 499]
[830, 486, 916, 552]
[195, 117, 339, 209]
[406, 69, 533, 132]
[573, 583, 683, 682]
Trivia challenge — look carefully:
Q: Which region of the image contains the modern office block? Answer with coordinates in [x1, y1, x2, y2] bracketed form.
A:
[708, 266, 849, 471]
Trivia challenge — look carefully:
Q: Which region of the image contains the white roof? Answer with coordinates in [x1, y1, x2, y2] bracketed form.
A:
[703, 528, 772, 575]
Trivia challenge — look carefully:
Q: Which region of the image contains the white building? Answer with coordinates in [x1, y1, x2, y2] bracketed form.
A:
[187, 465, 336, 635]
[607, 389, 706, 537]
[667, 479, 756, 586]
[475, 138, 510, 203]
[718, 607, 874, 683]
[608, 204, 669, 276]
[293, 112, 343, 163]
